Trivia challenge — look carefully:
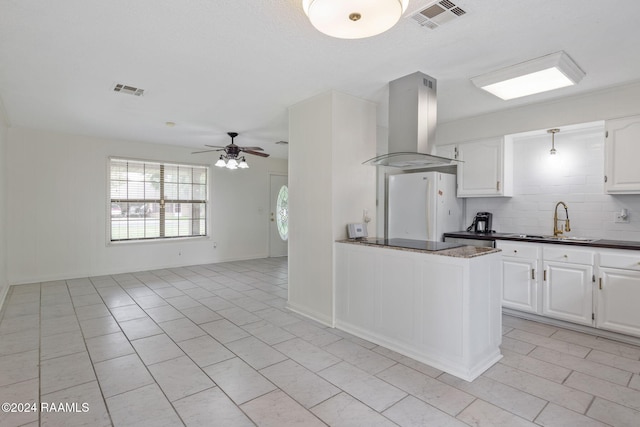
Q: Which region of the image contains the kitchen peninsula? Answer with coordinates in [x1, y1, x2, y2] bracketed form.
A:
[335, 238, 502, 381]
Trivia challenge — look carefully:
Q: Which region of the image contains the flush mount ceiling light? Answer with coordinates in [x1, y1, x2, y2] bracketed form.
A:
[471, 51, 585, 100]
[302, 0, 408, 39]
[548, 128, 560, 155]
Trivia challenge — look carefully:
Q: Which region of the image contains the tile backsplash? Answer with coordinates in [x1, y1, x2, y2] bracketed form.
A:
[465, 122, 640, 241]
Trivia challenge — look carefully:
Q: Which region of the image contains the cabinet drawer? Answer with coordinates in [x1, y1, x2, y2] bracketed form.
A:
[600, 251, 640, 271]
[543, 246, 594, 265]
[497, 241, 539, 259]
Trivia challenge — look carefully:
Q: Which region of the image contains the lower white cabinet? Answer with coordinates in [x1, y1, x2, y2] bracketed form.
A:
[497, 241, 540, 313]
[597, 250, 640, 336]
[543, 261, 593, 326]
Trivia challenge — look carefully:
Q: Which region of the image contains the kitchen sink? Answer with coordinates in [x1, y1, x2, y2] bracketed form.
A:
[507, 234, 599, 243]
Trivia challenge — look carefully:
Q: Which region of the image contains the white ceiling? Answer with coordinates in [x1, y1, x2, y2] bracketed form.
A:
[1, 0, 639, 159]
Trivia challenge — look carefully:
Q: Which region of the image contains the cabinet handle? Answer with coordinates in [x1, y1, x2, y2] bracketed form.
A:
[599, 277, 602, 290]
[563, 254, 568, 258]
[496, 181, 501, 191]
[531, 269, 535, 280]
[513, 250, 518, 254]
[604, 175, 608, 183]
[543, 270, 547, 281]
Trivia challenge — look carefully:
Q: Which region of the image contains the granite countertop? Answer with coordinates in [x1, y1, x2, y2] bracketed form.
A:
[336, 238, 501, 259]
[443, 231, 640, 251]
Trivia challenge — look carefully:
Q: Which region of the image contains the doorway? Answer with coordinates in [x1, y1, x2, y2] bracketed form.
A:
[269, 174, 288, 257]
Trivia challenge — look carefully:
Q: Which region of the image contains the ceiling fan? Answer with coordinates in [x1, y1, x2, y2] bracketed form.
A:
[192, 132, 270, 169]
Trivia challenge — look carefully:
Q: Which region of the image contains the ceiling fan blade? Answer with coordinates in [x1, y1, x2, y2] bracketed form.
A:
[237, 146, 263, 151]
[191, 149, 223, 154]
[242, 149, 270, 158]
[204, 145, 226, 149]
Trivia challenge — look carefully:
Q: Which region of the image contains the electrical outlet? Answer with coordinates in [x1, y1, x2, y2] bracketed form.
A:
[614, 211, 630, 223]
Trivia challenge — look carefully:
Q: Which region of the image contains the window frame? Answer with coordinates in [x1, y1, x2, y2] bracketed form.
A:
[107, 156, 210, 244]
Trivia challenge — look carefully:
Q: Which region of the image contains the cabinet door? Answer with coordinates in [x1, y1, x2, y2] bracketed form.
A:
[435, 144, 458, 160]
[543, 261, 593, 325]
[597, 268, 640, 336]
[457, 137, 512, 197]
[502, 257, 538, 313]
[605, 115, 640, 194]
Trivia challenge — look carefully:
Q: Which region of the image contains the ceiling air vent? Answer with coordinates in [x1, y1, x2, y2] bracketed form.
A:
[113, 84, 144, 96]
[411, 0, 466, 30]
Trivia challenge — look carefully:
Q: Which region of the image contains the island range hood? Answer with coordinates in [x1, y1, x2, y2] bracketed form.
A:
[363, 71, 459, 168]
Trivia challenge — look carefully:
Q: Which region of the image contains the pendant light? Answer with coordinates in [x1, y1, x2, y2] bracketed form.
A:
[548, 128, 560, 155]
[302, 0, 408, 39]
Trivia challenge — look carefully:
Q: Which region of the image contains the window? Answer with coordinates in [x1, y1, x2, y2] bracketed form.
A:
[276, 185, 288, 241]
[110, 158, 207, 241]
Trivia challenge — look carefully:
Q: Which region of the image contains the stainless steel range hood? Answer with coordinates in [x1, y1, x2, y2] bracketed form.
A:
[363, 71, 459, 168]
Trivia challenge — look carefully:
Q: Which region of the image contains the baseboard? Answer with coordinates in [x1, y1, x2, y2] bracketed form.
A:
[286, 301, 333, 328]
[503, 308, 640, 347]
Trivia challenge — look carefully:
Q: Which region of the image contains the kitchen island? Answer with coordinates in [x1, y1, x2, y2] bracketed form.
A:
[335, 238, 502, 381]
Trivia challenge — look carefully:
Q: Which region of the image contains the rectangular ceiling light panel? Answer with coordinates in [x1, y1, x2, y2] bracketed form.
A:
[471, 51, 585, 100]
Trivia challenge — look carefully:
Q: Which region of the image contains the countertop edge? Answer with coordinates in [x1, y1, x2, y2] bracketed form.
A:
[336, 239, 502, 259]
[443, 232, 640, 251]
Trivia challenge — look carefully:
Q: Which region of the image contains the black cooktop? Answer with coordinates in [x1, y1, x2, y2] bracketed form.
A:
[365, 238, 464, 252]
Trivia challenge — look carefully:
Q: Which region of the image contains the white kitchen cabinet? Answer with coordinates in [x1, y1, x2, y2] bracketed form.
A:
[597, 250, 640, 336]
[434, 143, 458, 161]
[542, 246, 595, 326]
[605, 115, 640, 194]
[456, 137, 513, 198]
[497, 241, 540, 313]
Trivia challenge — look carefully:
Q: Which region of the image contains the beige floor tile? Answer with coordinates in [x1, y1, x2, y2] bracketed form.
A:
[0, 328, 39, 356]
[376, 363, 474, 416]
[40, 314, 80, 336]
[94, 353, 154, 397]
[254, 307, 300, 326]
[0, 350, 39, 387]
[40, 380, 111, 427]
[630, 374, 640, 391]
[74, 303, 111, 321]
[499, 349, 572, 383]
[131, 333, 184, 365]
[0, 378, 38, 427]
[587, 397, 640, 427]
[586, 349, 640, 374]
[153, 287, 184, 299]
[324, 338, 396, 374]
[274, 337, 341, 372]
[148, 356, 214, 401]
[110, 304, 147, 322]
[457, 399, 537, 427]
[203, 357, 276, 405]
[199, 295, 236, 311]
[106, 383, 183, 427]
[241, 320, 296, 345]
[217, 306, 261, 326]
[439, 373, 546, 421]
[145, 305, 184, 323]
[40, 351, 96, 395]
[119, 316, 163, 340]
[179, 305, 222, 324]
[551, 329, 640, 360]
[314, 393, 398, 426]
[177, 335, 234, 367]
[0, 313, 39, 335]
[158, 317, 205, 342]
[226, 336, 287, 370]
[530, 346, 632, 386]
[132, 294, 168, 309]
[505, 329, 591, 358]
[200, 318, 249, 343]
[71, 293, 103, 308]
[241, 390, 325, 427]
[260, 359, 340, 408]
[383, 395, 468, 427]
[173, 387, 254, 427]
[41, 331, 87, 360]
[565, 371, 640, 412]
[79, 315, 121, 338]
[165, 295, 200, 310]
[483, 363, 593, 413]
[319, 361, 407, 412]
[535, 403, 609, 427]
[502, 316, 558, 337]
[86, 331, 135, 363]
[372, 346, 443, 378]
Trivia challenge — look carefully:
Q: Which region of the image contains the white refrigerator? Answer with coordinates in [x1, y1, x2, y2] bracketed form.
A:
[387, 171, 462, 241]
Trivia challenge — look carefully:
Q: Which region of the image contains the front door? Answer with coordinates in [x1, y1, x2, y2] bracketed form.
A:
[269, 174, 288, 257]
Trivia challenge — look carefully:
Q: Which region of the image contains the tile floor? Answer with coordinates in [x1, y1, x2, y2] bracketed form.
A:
[1, 257, 640, 426]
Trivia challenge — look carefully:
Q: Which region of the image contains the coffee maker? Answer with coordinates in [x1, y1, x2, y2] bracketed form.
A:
[469, 212, 493, 233]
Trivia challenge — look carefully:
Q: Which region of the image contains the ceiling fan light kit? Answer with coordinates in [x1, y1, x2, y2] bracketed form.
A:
[302, 0, 408, 39]
[195, 132, 268, 170]
[471, 51, 585, 100]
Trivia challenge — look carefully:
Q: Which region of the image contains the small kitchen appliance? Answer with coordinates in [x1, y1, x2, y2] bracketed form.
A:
[468, 212, 493, 233]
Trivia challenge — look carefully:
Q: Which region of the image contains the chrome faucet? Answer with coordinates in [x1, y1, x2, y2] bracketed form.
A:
[553, 201, 571, 237]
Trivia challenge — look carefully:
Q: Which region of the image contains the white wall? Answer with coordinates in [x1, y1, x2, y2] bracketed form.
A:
[0, 103, 8, 306]
[288, 91, 376, 325]
[435, 81, 640, 241]
[6, 127, 287, 285]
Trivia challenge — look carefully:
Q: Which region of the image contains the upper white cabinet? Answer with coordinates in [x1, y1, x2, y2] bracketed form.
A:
[434, 144, 458, 161]
[456, 137, 513, 198]
[605, 115, 640, 194]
